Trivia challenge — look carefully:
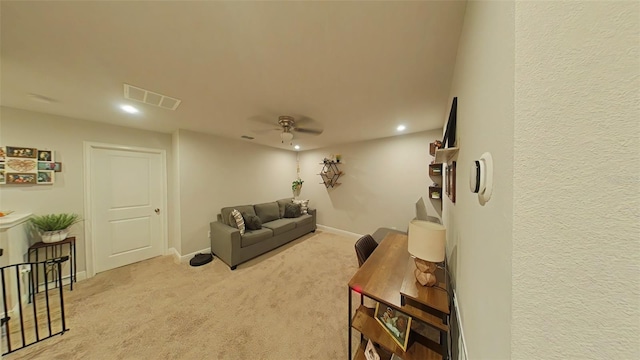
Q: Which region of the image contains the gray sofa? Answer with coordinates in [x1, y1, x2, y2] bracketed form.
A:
[210, 198, 316, 270]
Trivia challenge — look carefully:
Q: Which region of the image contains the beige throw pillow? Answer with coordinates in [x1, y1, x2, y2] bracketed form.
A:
[292, 199, 309, 215]
[229, 209, 245, 235]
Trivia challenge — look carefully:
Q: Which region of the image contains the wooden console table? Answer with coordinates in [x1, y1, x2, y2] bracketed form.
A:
[348, 232, 450, 360]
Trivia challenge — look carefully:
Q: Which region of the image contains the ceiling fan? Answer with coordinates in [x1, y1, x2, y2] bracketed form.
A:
[250, 115, 324, 144]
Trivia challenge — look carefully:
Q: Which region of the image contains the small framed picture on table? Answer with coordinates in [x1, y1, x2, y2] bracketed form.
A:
[374, 303, 412, 351]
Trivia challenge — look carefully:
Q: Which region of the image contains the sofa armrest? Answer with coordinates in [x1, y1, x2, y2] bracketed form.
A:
[210, 221, 242, 267]
[307, 208, 317, 230]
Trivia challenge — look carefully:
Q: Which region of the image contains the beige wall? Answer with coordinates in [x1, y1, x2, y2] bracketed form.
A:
[175, 129, 296, 255]
[512, 2, 639, 359]
[443, 1, 514, 359]
[446, 1, 639, 359]
[0, 106, 173, 272]
[298, 130, 443, 235]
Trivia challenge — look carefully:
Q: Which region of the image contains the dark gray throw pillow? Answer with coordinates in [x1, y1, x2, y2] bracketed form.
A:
[242, 212, 262, 230]
[284, 203, 302, 218]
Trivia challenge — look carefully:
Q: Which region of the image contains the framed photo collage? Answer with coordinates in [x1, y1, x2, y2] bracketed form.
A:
[0, 146, 61, 185]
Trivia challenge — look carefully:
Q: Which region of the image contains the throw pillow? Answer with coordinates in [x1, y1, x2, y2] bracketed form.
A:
[229, 209, 245, 235]
[284, 203, 302, 218]
[292, 199, 309, 215]
[242, 212, 262, 231]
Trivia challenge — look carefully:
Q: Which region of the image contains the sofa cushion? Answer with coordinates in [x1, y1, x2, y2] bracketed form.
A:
[292, 213, 313, 227]
[284, 203, 302, 218]
[241, 228, 273, 248]
[221, 205, 256, 226]
[229, 209, 245, 235]
[254, 202, 280, 223]
[276, 198, 294, 218]
[262, 218, 296, 236]
[242, 212, 262, 231]
[292, 199, 309, 215]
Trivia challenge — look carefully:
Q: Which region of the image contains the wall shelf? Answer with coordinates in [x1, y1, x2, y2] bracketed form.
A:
[429, 163, 443, 176]
[318, 161, 343, 188]
[434, 147, 459, 164]
[429, 186, 442, 200]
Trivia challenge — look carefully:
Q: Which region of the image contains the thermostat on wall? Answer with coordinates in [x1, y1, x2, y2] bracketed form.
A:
[469, 152, 493, 203]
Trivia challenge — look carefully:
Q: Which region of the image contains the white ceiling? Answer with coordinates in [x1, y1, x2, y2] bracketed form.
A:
[0, 1, 466, 151]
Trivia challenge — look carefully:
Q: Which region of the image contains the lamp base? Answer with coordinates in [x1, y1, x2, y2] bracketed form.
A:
[414, 258, 438, 287]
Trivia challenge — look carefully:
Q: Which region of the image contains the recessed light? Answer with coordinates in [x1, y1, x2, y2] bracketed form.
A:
[120, 105, 139, 114]
[294, 145, 300, 150]
[397, 125, 406, 131]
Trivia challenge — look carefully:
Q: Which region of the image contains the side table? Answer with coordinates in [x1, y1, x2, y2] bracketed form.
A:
[28, 236, 76, 292]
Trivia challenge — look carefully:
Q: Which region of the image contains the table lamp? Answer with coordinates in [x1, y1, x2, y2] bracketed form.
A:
[408, 220, 446, 287]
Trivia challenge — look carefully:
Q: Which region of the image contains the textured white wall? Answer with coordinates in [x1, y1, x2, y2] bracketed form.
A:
[0, 106, 173, 272]
[175, 129, 296, 255]
[443, 1, 515, 359]
[298, 130, 443, 236]
[513, 2, 639, 359]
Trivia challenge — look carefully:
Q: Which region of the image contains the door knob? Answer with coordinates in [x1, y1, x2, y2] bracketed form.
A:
[155, 208, 160, 214]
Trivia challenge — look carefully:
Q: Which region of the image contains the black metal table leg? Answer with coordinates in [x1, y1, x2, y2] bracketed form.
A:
[348, 286, 352, 360]
[73, 239, 76, 287]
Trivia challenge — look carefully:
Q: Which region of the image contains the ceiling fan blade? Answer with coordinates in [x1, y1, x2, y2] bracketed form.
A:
[248, 115, 277, 127]
[293, 116, 317, 127]
[251, 127, 281, 134]
[294, 127, 323, 135]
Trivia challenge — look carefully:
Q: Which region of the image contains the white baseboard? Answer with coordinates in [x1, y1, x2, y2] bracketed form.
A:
[316, 224, 363, 239]
[169, 247, 212, 264]
[34, 270, 87, 292]
[453, 290, 469, 360]
[1, 270, 89, 318]
[167, 247, 181, 263]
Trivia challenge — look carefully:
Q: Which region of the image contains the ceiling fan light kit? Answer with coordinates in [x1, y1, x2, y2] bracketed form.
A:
[249, 115, 324, 147]
[281, 131, 294, 144]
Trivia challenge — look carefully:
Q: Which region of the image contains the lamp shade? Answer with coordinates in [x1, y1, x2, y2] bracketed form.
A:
[408, 220, 446, 263]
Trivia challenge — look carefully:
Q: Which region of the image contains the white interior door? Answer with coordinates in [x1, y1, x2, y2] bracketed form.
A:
[89, 145, 165, 274]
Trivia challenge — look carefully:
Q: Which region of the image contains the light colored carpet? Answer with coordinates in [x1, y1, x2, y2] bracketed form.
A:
[5, 231, 362, 360]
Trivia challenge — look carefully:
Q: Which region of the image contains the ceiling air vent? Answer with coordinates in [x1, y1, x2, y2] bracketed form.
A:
[123, 84, 181, 110]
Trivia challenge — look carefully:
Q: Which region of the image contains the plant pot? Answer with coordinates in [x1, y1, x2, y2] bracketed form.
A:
[293, 185, 302, 197]
[41, 228, 70, 243]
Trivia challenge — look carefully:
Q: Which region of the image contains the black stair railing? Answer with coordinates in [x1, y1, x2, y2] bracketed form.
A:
[0, 256, 70, 355]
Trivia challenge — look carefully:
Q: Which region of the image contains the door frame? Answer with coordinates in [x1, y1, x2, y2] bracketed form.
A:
[83, 141, 168, 278]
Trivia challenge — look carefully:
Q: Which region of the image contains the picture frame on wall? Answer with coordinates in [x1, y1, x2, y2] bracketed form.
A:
[6, 173, 37, 184]
[37, 171, 54, 184]
[6, 146, 37, 159]
[6, 158, 37, 172]
[0, 146, 59, 185]
[446, 161, 457, 203]
[37, 150, 53, 162]
[37, 162, 62, 172]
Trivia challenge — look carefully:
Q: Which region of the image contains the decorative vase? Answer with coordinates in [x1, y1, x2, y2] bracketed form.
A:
[41, 228, 70, 243]
[293, 185, 302, 198]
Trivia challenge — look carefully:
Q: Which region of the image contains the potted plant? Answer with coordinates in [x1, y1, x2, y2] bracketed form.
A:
[30, 213, 81, 243]
[292, 178, 304, 197]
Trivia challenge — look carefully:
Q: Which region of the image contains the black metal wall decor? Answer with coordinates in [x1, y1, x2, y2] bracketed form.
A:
[442, 97, 457, 148]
